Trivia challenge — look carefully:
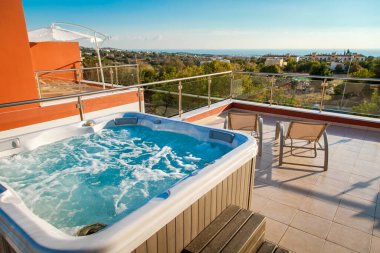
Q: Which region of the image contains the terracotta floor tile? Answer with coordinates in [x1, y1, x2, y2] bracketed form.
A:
[317, 169, 351, 183]
[349, 174, 380, 191]
[321, 241, 354, 253]
[300, 197, 339, 220]
[371, 236, 380, 253]
[250, 194, 270, 213]
[308, 185, 343, 205]
[279, 227, 325, 253]
[254, 171, 283, 187]
[279, 180, 313, 197]
[344, 185, 379, 203]
[333, 206, 374, 234]
[290, 211, 332, 239]
[355, 160, 379, 170]
[340, 194, 376, 217]
[268, 188, 307, 209]
[352, 165, 380, 179]
[327, 222, 371, 253]
[259, 199, 297, 225]
[376, 204, 380, 219]
[197, 113, 380, 253]
[373, 219, 380, 237]
[253, 182, 281, 198]
[315, 176, 348, 191]
[265, 218, 288, 244]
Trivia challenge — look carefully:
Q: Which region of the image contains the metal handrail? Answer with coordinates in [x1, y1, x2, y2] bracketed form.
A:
[236, 71, 380, 83]
[235, 71, 380, 118]
[3, 69, 378, 121]
[0, 71, 232, 109]
[35, 64, 138, 74]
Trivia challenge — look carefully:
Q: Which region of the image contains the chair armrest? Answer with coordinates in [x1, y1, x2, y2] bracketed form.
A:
[224, 115, 228, 129]
[275, 121, 281, 140]
[258, 116, 263, 138]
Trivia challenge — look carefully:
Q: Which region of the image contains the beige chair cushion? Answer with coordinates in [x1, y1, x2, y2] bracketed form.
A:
[286, 121, 327, 141]
[228, 112, 258, 132]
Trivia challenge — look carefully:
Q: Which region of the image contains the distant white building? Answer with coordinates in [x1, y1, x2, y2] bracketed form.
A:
[262, 54, 300, 62]
[303, 52, 366, 62]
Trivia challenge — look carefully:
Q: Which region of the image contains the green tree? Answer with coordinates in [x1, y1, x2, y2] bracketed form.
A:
[309, 62, 332, 76]
[348, 62, 362, 73]
[284, 59, 297, 73]
[141, 69, 156, 83]
[371, 59, 380, 78]
[334, 64, 345, 74]
[351, 68, 375, 78]
[260, 64, 282, 73]
[202, 60, 232, 74]
[352, 89, 380, 116]
[296, 60, 313, 73]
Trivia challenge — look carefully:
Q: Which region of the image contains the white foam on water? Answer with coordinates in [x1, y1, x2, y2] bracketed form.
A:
[0, 125, 232, 235]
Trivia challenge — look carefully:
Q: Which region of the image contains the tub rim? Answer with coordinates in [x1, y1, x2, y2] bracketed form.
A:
[0, 111, 258, 253]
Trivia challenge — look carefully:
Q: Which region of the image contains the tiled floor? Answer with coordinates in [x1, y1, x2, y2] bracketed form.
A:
[195, 110, 380, 253]
[39, 80, 104, 98]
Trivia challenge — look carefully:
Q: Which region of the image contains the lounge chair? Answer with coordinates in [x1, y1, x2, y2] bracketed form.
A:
[225, 111, 263, 156]
[275, 121, 329, 170]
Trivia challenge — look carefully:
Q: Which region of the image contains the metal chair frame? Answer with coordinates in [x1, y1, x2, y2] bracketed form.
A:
[275, 121, 329, 171]
[225, 112, 263, 156]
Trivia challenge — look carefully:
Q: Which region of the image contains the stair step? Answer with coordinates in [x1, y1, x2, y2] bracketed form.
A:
[257, 241, 277, 253]
[257, 241, 290, 253]
[183, 205, 266, 253]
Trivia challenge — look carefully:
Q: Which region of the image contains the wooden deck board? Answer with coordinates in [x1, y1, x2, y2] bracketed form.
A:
[201, 209, 252, 253]
[182, 205, 241, 253]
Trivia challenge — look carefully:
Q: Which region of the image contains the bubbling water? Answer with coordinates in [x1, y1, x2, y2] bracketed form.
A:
[0, 125, 231, 235]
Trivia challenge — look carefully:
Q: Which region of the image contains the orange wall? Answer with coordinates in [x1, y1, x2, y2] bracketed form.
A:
[0, 1, 141, 131]
[30, 42, 82, 82]
[0, 0, 39, 107]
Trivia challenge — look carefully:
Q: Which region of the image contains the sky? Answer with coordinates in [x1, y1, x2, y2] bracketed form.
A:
[23, 0, 380, 50]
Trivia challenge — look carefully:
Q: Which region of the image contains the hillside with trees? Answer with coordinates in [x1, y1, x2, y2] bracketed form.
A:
[81, 48, 380, 117]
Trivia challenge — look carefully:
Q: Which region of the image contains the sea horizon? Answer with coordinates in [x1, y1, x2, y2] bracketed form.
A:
[123, 48, 380, 57]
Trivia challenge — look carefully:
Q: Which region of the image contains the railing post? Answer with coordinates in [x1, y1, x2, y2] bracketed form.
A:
[178, 81, 183, 118]
[229, 72, 234, 100]
[35, 73, 42, 99]
[269, 76, 275, 105]
[340, 81, 348, 109]
[110, 68, 114, 88]
[115, 67, 119, 85]
[320, 78, 328, 113]
[137, 87, 143, 113]
[76, 96, 85, 121]
[136, 65, 141, 84]
[95, 63, 100, 82]
[76, 67, 82, 83]
[208, 76, 212, 107]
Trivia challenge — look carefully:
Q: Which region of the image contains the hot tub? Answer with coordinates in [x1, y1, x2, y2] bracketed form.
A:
[0, 112, 257, 253]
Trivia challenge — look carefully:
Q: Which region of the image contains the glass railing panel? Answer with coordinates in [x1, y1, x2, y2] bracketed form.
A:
[144, 83, 179, 117]
[82, 65, 139, 86]
[323, 80, 380, 117]
[232, 74, 272, 103]
[36, 69, 105, 98]
[36, 65, 139, 98]
[272, 76, 323, 110]
[181, 79, 209, 113]
[210, 75, 231, 100]
[181, 78, 208, 96]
